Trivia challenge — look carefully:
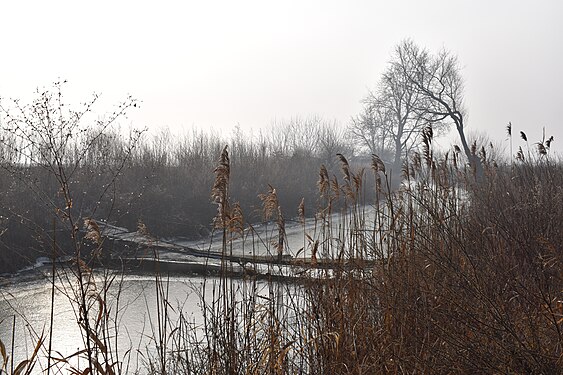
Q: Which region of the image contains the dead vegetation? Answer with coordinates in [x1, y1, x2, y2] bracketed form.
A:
[0, 84, 561, 374]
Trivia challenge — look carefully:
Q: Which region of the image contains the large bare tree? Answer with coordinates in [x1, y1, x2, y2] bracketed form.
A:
[350, 41, 445, 178]
[394, 40, 482, 176]
[351, 40, 482, 179]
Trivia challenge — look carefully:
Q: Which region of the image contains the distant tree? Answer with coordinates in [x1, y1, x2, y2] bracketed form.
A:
[268, 116, 322, 158]
[349, 98, 393, 158]
[268, 116, 353, 167]
[352, 40, 482, 179]
[393, 40, 482, 176]
[351, 41, 446, 178]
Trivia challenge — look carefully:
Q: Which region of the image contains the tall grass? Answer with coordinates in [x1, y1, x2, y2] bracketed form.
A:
[2, 142, 562, 373]
[0, 85, 561, 373]
[298, 134, 562, 373]
[135, 130, 561, 374]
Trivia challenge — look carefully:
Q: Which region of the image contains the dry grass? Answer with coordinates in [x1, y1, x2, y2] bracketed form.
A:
[154, 138, 561, 374]
[300, 147, 563, 374]
[1, 114, 561, 373]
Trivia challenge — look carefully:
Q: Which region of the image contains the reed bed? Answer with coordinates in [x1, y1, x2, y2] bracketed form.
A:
[135, 137, 562, 373]
[1, 124, 562, 374]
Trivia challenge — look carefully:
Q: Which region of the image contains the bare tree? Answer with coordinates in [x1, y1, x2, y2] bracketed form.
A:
[0, 81, 143, 373]
[316, 119, 354, 169]
[268, 116, 352, 166]
[351, 42, 446, 178]
[377, 56, 434, 174]
[352, 40, 483, 179]
[268, 116, 321, 157]
[394, 39, 483, 176]
[349, 98, 393, 158]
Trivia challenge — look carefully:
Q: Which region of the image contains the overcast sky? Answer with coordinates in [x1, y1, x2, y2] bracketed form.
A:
[1, 0, 562, 151]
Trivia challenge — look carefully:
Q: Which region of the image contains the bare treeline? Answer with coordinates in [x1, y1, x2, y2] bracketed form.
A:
[0, 88, 357, 272]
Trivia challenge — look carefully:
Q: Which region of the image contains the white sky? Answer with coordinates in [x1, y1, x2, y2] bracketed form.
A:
[1, 0, 562, 151]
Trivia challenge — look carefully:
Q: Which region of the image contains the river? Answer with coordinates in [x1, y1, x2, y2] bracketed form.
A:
[0, 271, 283, 374]
[0, 204, 379, 373]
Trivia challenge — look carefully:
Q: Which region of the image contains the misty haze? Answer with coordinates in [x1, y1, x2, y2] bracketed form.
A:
[0, 1, 562, 374]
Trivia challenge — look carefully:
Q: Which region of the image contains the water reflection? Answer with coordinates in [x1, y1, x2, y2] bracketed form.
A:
[0, 271, 262, 373]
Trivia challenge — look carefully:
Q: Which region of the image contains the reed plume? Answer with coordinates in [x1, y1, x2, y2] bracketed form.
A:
[331, 175, 340, 201]
[318, 165, 329, 198]
[422, 125, 433, 167]
[259, 184, 279, 221]
[298, 198, 305, 225]
[413, 151, 422, 173]
[336, 153, 351, 183]
[516, 146, 525, 161]
[227, 201, 244, 237]
[258, 185, 286, 259]
[479, 146, 487, 164]
[211, 145, 230, 228]
[536, 142, 547, 156]
[371, 154, 386, 174]
[84, 218, 101, 245]
[352, 168, 364, 194]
